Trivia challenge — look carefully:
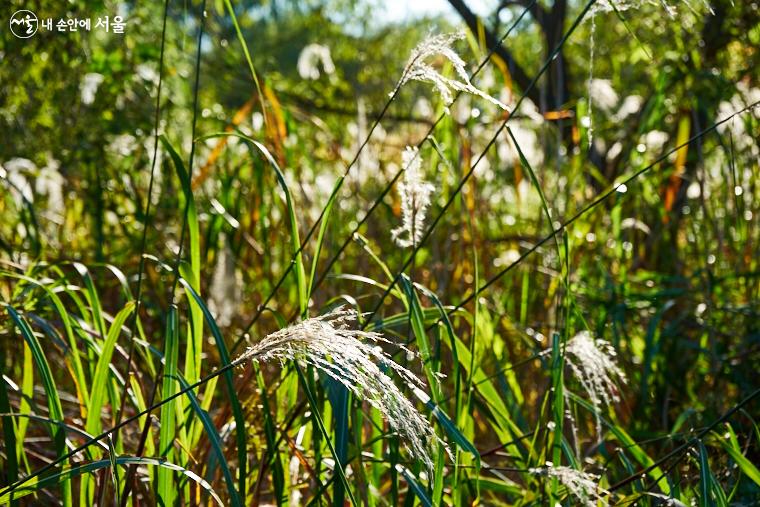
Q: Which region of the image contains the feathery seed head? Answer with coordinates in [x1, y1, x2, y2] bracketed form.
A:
[395, 32, 509, 112]
[565, 331, 626, 410]
[542, 331, 626, 438]
[391, 147, 435, 248]
[563, 331, 626, 437]
[238, 307, 446, 475]
[297, 44, 336, 80]
[80, 73, 104, 105]
[588, 79, 619, 111]
[530, 465, 607, 507]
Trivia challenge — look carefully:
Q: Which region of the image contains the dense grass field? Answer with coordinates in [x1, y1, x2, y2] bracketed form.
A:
[1, 0, 759, 505]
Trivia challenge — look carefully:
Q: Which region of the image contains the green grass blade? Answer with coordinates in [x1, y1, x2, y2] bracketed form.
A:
[161, 136, 203, 387]
[197, 132, 308, 315]
[549, 333, 565, 500]
[179, 278, 247, 501]
[506, 127, 561, 260]
[715, 432, 760, 488]
[4, 304, 72, 507]
[164, 134, 204, 475]
[295, 364, 358, 506]
[245, 136, 307, 315]
[324, 376, 349, 507]
[176, 376, 242, 506]
[0, 456, 224, 505]
[222, 0, 267, 128]
[17, 344, 32, 466]
[0, 348, 19, 506]
[157, 304, 179, 506]
[397, 464, 433, 507]
[72, 263, 107, 342]
[253, 364, 285, 505]
[698, 441, 714, 507]
[400, 276, 439, 397]
[127, 375, 155, 458]
[308, 177, 340, 299]
[85, 302, 135, 437]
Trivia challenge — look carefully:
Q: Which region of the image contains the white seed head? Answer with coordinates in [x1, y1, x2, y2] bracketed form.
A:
[564, 331, 626, 435]
[297, 44, 336, 80]
[530, 465, 608, 507]
[592, 0, 661, 14]
[588, 79, 619, 111]
[80, 73, 104, 105]
[394, 32, 509, 112]
[238, 307, 447, 475]
[391, 147, 435, 248]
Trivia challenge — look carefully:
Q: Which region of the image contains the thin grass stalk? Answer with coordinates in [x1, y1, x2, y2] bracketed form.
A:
[113, 0, 170, 446]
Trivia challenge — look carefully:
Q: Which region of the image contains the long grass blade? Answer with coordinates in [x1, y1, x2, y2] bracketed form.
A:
[157, 304, 179, 506]
[4, 304, 72, 507]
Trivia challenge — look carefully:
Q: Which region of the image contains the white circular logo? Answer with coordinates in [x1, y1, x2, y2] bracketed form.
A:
[10, 10, 38, 38]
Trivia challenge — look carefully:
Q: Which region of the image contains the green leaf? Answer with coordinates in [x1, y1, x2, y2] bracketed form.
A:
[4, 304, 72, 507]
[397, 464, 433, 507]
[157, 304, 179, 507]
[179, 279, 248, 500]
[716, 432, 760, 488]
[0, 456, 224, 505]
[176, 376, 242, 506]
[85, 302, 135, 437]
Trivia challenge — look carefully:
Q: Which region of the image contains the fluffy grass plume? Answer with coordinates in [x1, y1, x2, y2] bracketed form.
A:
[564, 331, 627, 435]
[391, 146, 435, 248]
[531, 464, 608, 507]
[238, 307, 446, 474]
[394, 31, 508, 112]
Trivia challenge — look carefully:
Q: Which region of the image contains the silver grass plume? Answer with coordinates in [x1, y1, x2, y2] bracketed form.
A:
[237, 307, 446, 474]
[591, 1, 714, 22]
[530, 464, 608, 507]
[592, 0, 676, 15]
[564, 331, 626, 436]
[297, 43, 335, 81]
[391, 147, 435, 248]
[394, 32, 509, 113]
